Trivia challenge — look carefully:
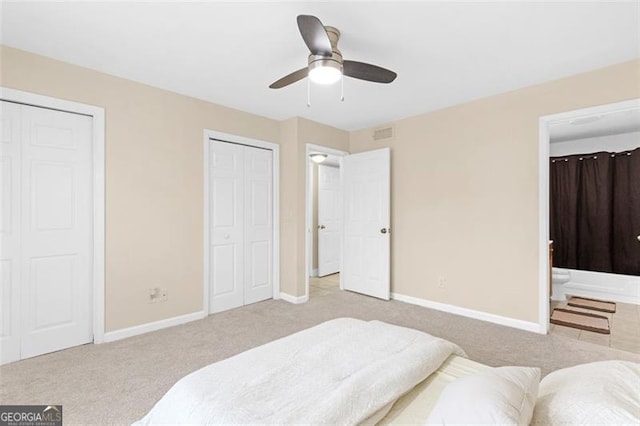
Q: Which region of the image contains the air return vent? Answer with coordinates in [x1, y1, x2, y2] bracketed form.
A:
[373, 126, 394, 141]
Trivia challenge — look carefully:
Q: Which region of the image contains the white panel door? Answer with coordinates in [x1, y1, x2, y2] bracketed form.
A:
[342, 148, 390, 300]
[0, 101, 22, 364]
[318, 164, 341, 277]
[210, 141, 245, 313]
[19, 104, 93, 359]
[209, 140, 273, 312]
[243, 147, 273, 304]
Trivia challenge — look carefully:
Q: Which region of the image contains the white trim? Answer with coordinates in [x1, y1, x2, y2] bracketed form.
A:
[538, 99, 640, 334]
[279, 292, 309, 304]
[203, 129, 280, 315]
[391, 293, 541, 334]
[304, 144, 349, 300]
[310, 268, 318, 278]
[0, 87, 106, 344]
[538, 116, 551, 335]
[308, 162, 315, 277]
[103, 311, 206, 343]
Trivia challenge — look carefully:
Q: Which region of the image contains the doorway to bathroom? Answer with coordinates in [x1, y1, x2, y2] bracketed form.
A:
[539, 99, 640, 353]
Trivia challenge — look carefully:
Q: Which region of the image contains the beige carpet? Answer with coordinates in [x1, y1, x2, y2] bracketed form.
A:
[1, 289, 638, 425]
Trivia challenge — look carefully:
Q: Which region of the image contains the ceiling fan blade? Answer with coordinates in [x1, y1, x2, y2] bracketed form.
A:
[297, 15, 333, 56]
[343, 60, 397, 84]
[269, 67, 308, 89]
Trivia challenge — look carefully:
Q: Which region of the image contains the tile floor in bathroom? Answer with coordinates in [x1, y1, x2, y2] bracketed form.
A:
[309, 272, 341, 297]
[550, 299, 640, 354]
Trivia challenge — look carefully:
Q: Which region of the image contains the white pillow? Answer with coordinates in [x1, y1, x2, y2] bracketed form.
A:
[426, 366, 540, 425]
[532, 361, 640, 425]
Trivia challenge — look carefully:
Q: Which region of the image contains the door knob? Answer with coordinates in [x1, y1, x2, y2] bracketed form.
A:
[319, 225, 326, 230]
[380, 228, 389, 234]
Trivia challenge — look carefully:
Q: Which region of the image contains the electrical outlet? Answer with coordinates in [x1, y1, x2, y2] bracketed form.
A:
[148, 288, 160, 303]
[438, 277, 446, 289]
[160, 289, 168, 302]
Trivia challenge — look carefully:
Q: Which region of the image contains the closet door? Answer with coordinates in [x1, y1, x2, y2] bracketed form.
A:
[1, 101, 93, 363]
[243, 147, 273, 304]
[209, 140, 273, 313]
[0, 101, 22, 364]
[210, 141, 245, 313]
[20, 106, 93, 358]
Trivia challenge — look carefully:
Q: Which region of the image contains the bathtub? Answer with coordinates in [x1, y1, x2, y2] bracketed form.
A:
[552, 267, 640, 305]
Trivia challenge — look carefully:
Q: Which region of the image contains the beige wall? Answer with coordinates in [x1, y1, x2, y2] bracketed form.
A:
[350, 59, 640, 324]
[1, 46, 284, 331]
[1, 45, 346, 329]
[296, 118, 349, 295]
[278, 118, 299, 296]
[4, 44, 636, 331]
[276, 118, 348, 296]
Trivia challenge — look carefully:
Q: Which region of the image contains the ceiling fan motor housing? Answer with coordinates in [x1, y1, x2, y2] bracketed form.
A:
[308, 26, 343, 74]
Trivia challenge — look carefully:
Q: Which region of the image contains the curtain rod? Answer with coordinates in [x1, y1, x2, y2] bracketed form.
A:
[551, 152, 633, 163]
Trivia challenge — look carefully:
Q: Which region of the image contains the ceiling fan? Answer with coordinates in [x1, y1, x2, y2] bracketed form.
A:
[269, 15, 397, 89]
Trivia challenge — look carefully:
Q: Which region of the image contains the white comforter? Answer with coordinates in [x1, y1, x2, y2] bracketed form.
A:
[134, 318, 464, 425]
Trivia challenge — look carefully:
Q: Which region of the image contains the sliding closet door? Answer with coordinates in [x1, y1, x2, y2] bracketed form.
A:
[243, 147, 273, 304]
[209, 141, 273, 313]
[0, 101, 93, 363]
[210, 141, 245, 313]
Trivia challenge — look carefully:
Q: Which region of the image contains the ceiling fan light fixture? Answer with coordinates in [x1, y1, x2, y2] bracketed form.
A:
[310, 153, 328, 163]
[308, 60, 342, 85]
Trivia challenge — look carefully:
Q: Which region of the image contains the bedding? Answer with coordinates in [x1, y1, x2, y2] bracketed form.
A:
[378, 355, 489, 424]
[532, 360, 640, 425]
[425, 366, 540, 425]
[383, 357, 640, 426]
[134, 318, 464, 425]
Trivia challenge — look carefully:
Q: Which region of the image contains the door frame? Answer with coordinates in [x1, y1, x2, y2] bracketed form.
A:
[202, 129, 280, 314]
[0, 87, 106, 345]
[537, 98, 640, 334]
[304, 143, 348, 300]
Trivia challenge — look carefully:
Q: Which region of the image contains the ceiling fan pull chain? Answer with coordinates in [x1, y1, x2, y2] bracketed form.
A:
[307, 78, 311, 107]
[341, 74, 345, 102]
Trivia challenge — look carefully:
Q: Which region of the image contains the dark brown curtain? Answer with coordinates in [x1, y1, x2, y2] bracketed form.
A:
[550, 157, 580, 269]
[612, 149, 640, 275]
[550, 147, 640, 276]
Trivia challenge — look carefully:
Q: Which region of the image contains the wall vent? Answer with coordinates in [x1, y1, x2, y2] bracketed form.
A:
[373, 126, 394, 141]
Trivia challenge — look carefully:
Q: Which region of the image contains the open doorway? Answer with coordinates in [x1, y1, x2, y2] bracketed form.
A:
[539, 99, 640, 353]
[305, 144, 348, 299]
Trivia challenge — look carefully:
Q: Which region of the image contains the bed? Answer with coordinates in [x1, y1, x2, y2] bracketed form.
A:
[134, 318, 640, 425]
[378, 354, 488, 424]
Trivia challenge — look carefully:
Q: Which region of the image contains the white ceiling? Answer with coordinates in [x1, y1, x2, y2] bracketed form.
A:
[550, 108, 640, 143]
[2, 2, 638, 131]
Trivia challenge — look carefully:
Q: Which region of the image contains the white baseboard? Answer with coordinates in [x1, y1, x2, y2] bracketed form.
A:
[279, 292, 309, 304]
[103, 310, 206, 343]
[391, 293, 542, 334]
[310, 268, 318, 278]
